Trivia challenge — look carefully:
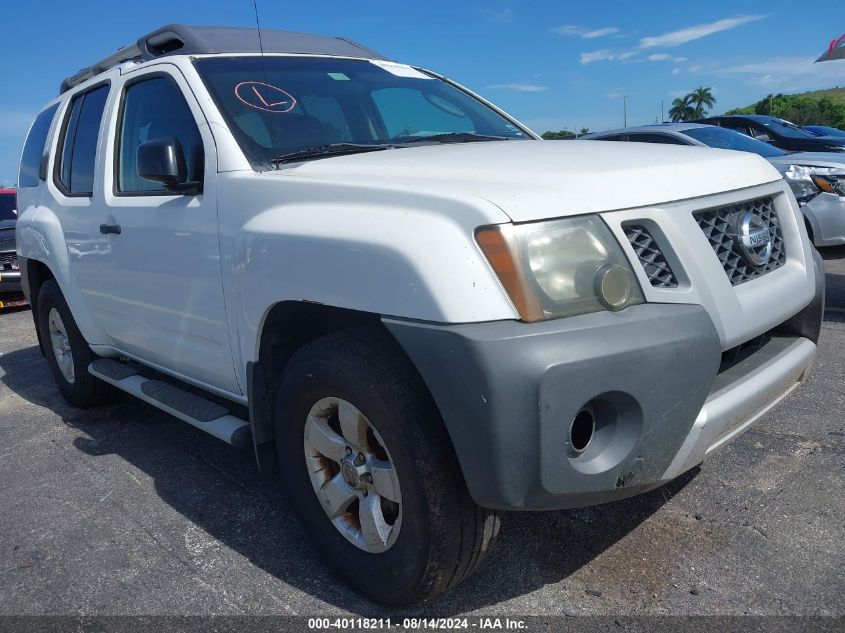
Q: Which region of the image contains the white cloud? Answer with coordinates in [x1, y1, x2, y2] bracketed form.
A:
[672, 68, 682, 75]
[583, 27, 620, 39]
[487, 83, 548, 92]
[648, 53, 689, 63]
[618, 51, 639, 60]
[552, 25, 620, 39]
[580, 49, 617, 64]
[688, 56, 833, 91]
[639, 15, 766, 49]
[482, 8, 514, 24]
[551, 25, 584, 36]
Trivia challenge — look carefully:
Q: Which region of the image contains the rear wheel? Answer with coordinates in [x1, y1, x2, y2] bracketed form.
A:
[36, 279, 117, 408]
[275, 328, 500, 605]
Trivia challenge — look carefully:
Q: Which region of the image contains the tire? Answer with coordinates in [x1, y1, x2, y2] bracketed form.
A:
[804, 217, 816, 246]
[36, 279, 117, 408]
[275, 328, 500, 605]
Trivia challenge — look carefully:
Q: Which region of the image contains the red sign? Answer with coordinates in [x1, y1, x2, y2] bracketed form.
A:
[234, 81, 297, 113]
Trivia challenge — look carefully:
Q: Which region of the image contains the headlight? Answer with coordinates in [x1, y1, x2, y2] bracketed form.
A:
[811, 174, 845, 196]
[476, 215, 644, 322]
[783, 165, 845, 205]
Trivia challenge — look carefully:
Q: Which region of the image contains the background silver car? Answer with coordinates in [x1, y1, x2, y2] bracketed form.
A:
[580, 123, 845, 247]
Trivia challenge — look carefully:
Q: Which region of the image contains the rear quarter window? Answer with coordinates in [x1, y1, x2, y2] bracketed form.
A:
[18, 104, 59, 188]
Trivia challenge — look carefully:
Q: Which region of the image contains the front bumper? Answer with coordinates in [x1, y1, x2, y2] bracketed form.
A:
[385, 261, 822, 510]
[0, 269, 22, 294]
[804, 192, 845, 246]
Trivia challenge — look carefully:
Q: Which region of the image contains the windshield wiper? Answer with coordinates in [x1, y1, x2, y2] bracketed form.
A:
[271, 143, 393, 165]
[395, 132, 515, 145]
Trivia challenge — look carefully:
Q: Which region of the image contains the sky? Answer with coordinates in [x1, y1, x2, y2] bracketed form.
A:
[1, 0, 844, 185]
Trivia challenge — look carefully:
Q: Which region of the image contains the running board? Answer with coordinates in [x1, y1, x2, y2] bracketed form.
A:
[88, 359, 251, 447]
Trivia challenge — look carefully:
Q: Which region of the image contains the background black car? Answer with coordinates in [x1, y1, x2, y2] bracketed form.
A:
[0, 189, 26, 308]
[695, 115, 845, 153]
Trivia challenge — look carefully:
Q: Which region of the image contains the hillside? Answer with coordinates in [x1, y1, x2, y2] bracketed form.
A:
[798, 87, 845, 103]
[724, 87, 845, 127]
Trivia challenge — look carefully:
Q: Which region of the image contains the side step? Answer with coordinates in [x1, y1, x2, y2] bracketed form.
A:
[89, 359, 251, 448]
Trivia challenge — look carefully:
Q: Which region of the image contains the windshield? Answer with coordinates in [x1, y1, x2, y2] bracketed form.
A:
[683, 126, 786, 158]
[0, 193, 16, 221]
[194, 56, 530, 168]
[762, 118, 817, 139]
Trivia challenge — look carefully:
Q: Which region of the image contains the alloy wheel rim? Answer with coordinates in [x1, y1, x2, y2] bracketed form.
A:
[303, 397, 402, 553]
[47, 308, 75, 384]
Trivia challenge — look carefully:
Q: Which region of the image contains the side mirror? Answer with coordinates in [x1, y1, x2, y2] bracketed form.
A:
[137, 137, 201, 194]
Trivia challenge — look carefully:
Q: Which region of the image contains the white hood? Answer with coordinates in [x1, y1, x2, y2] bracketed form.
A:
[281, 140, 783, 222]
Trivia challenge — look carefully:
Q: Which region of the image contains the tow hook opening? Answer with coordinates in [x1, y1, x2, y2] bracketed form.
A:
[570, 407, 595, 453]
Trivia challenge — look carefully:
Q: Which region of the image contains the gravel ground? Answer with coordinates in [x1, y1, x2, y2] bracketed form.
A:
[0, 248, 843, 620]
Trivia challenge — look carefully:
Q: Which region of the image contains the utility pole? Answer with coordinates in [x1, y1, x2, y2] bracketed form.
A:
[623, 96, 628, 127]
[661, 100, 664, 123]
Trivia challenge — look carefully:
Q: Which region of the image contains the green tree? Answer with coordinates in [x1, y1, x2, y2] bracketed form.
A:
[579, 127, 590, 135]
[688, 86, 716, 118]
[668, 96, 695, 122]
[541, 129, 576, 139]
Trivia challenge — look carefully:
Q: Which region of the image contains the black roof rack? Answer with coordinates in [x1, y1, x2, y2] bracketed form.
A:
[60, 23, 390, 94]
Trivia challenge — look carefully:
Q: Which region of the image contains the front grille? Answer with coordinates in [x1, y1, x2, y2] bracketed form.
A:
[0, 251, 17, 272]
[719, 333, 771, 374]
[694, 196, 785, 286]
[623, 224, 678, 288]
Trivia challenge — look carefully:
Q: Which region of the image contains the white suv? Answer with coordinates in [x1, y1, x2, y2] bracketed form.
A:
[16, 25, 824, 604]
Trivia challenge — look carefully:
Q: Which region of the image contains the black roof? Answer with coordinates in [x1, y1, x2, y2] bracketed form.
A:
[60, 24, 389, 93]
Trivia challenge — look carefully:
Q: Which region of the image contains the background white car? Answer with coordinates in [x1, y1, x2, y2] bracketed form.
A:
[581, 123, 845, 247]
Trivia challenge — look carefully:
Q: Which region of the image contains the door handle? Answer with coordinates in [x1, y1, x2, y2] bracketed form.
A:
[99, 223, 122, 235]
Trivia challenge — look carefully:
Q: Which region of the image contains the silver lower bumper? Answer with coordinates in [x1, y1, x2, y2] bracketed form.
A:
[662, 337, 816, 480]
[804, 192, 845, 247]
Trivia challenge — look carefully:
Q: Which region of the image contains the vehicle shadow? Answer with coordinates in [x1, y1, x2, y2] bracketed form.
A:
[0, 343, 697, 616]
[819, 244, 845, 261]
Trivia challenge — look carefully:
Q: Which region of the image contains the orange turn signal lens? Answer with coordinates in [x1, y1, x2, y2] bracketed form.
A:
[811, 175, 836, 194]
[476, 225, 544, 322]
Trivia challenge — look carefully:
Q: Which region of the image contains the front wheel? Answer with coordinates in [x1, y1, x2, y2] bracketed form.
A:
[275, 328, 500, 605]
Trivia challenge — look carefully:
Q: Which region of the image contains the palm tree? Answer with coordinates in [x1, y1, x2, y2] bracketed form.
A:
[668, 96, 695, 122]
[688, 86, 716, 118]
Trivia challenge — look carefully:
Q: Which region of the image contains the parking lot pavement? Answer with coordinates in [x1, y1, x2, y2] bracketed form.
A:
[0, 250, 843, 619]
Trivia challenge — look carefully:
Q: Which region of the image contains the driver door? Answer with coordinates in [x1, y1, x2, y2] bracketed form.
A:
[89, 66, 240, 394]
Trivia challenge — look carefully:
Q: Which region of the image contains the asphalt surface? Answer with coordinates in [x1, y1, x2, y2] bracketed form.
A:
[0, 249, 843, 619]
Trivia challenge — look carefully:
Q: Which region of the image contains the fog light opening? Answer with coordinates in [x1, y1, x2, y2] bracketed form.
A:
[570, 408, 595, 454]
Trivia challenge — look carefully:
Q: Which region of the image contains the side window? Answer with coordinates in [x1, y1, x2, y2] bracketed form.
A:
[118, 76, 204, 193]
[722, 122, 751, 137]
[595, 134, 628, 142]
[748, 125, 771, 142]
[628, 133, 690, 145]
[371, 88, 475, 138]
[55, 85, 110, 196]
[19, 104, 59, 188]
